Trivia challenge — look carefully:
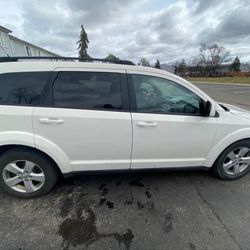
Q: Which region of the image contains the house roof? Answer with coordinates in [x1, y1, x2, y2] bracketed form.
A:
[0, 25, 59, 56]
[0, 26, 12, 33]
[9, 35, 59, 56]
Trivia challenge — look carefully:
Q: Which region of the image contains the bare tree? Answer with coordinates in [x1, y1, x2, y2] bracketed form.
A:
[10, 88, 39, 104]
[197, 43, 230, 76]
[139, 58, 150, 67]
[105, 54, 119, 62]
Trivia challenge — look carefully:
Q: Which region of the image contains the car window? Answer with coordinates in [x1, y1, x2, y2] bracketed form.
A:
[0, 72, 50, 106]
[53, 72, 122, 110]
[132, 74, 202, 115]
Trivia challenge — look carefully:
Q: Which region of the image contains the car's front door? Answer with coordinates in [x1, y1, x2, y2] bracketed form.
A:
[33, 69, 132, 172]
[128, 72, 218, 169]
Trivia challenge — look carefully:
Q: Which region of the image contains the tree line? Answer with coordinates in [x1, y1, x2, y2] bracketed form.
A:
[77, 25, 247, 75]
[174, 44, 244, 77]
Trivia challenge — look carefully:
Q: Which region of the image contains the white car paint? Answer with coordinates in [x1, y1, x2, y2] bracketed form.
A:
[0, 61, 250, 174]
[204, 105, 250, 167]
[0, 106, 34, 147]
[33, 108, 132, 173]
[130, 112, 218, 169]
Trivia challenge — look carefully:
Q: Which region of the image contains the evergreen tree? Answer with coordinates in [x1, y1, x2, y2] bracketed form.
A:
[76, 25, 89, 61]
[175, 59, 187, 76]
[230, 56, 241, 72]
[155, 59, 161, 69]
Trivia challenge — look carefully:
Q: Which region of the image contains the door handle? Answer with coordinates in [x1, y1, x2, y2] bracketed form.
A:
[39, 118, 64, 125]
[137, 121, 158, 128]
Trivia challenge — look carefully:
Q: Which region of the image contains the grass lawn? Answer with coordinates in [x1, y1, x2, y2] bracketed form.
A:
[188, 76, 250, 84]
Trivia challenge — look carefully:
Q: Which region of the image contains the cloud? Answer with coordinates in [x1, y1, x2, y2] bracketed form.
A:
[0, 0, 250, 63]
[194, 0, 222, 14]
[65, 0, 137, 26]
[213, 6, 250, 40]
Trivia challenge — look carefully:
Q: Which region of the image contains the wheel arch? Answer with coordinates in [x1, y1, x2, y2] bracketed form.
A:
[0, 144, 63, 176]
[204, 128, 250, 167]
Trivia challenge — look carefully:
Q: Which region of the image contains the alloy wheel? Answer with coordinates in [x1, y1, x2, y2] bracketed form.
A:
[2, 160, 45, 193]
[223, 147, 250, 175]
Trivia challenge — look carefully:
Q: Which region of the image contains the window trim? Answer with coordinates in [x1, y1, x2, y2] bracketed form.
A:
[50, 71, 130, 112]
[127, 73, 206, 117]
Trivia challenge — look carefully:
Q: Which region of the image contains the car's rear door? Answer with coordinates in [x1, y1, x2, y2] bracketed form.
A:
[32, 67, 132, 172]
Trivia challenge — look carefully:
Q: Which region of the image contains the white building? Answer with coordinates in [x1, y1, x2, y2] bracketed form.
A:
[0, 25, 59, 57]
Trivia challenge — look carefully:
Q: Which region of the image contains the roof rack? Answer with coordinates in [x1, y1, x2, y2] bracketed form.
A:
[0, 56, 135, 65]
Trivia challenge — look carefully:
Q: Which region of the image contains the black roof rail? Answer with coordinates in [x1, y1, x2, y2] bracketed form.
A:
[0, 56, 135, 65]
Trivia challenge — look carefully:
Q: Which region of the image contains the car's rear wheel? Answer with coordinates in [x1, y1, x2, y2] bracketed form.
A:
[213, 140, 250, 180]
[0, 149, 58, 198]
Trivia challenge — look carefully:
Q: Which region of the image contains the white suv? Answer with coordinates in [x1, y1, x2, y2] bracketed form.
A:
[0, 58, 250, 198]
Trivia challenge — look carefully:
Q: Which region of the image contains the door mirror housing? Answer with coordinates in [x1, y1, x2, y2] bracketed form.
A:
[200, 100, 212, 117]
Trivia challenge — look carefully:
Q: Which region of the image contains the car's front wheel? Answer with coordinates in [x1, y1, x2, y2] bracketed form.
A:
[213, 140, 250, 180]
[0, 148, 58, 198]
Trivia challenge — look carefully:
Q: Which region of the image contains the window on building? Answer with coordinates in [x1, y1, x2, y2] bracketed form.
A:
[0, 72, 50, 105]
[0, 33, 6, 47]
[53, 72, 123, 110]
[25, 46, 32, 56]
[10, 40, 15, 53]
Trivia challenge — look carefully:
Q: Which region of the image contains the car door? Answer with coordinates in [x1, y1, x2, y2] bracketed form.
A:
[32, 68, 132, 172]
[127, 71, 218, 169]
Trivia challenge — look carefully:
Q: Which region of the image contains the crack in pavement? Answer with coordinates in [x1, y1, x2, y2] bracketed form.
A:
[192, 183, 243, 250]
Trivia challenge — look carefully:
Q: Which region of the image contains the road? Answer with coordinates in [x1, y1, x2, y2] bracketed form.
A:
[0, 82, 250, 250]
[194, 82, 250, 110]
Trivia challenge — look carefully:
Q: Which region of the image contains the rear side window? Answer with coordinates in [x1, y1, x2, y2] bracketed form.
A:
[0, 72, 50, 106]
[53, 72, 122, 110]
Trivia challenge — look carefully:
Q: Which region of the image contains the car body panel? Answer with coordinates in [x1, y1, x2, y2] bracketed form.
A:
[130, 112, 218, 169]
[204, 109, 250, 167]
[0, 105, 34, 147]
[32, 108, 132, 172]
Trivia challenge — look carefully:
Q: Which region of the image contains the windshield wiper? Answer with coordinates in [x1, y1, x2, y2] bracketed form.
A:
[219, 103, 230, 111]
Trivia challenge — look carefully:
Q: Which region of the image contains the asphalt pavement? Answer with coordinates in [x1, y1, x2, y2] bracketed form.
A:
[0, 82, 250, 250]
[194, 82, 250, 110]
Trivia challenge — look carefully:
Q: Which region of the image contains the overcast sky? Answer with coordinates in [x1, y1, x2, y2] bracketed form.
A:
[1, 0, 250, 63]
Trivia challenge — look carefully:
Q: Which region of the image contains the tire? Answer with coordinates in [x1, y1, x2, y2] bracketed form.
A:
[0, 148, 58, 198]
[212, 139, 250, 180]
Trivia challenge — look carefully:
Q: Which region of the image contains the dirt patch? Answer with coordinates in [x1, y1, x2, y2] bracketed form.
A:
[129, 179, 144, 187]
[145, 190, 152, 199]
[163, 211, 174, 233]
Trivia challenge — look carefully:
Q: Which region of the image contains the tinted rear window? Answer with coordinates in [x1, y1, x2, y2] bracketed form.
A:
[0, 72, 50, 106]
[53, 72, 122, 110]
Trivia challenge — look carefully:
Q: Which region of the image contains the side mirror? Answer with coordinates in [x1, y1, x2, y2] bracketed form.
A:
[201, 100, 212, 117]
